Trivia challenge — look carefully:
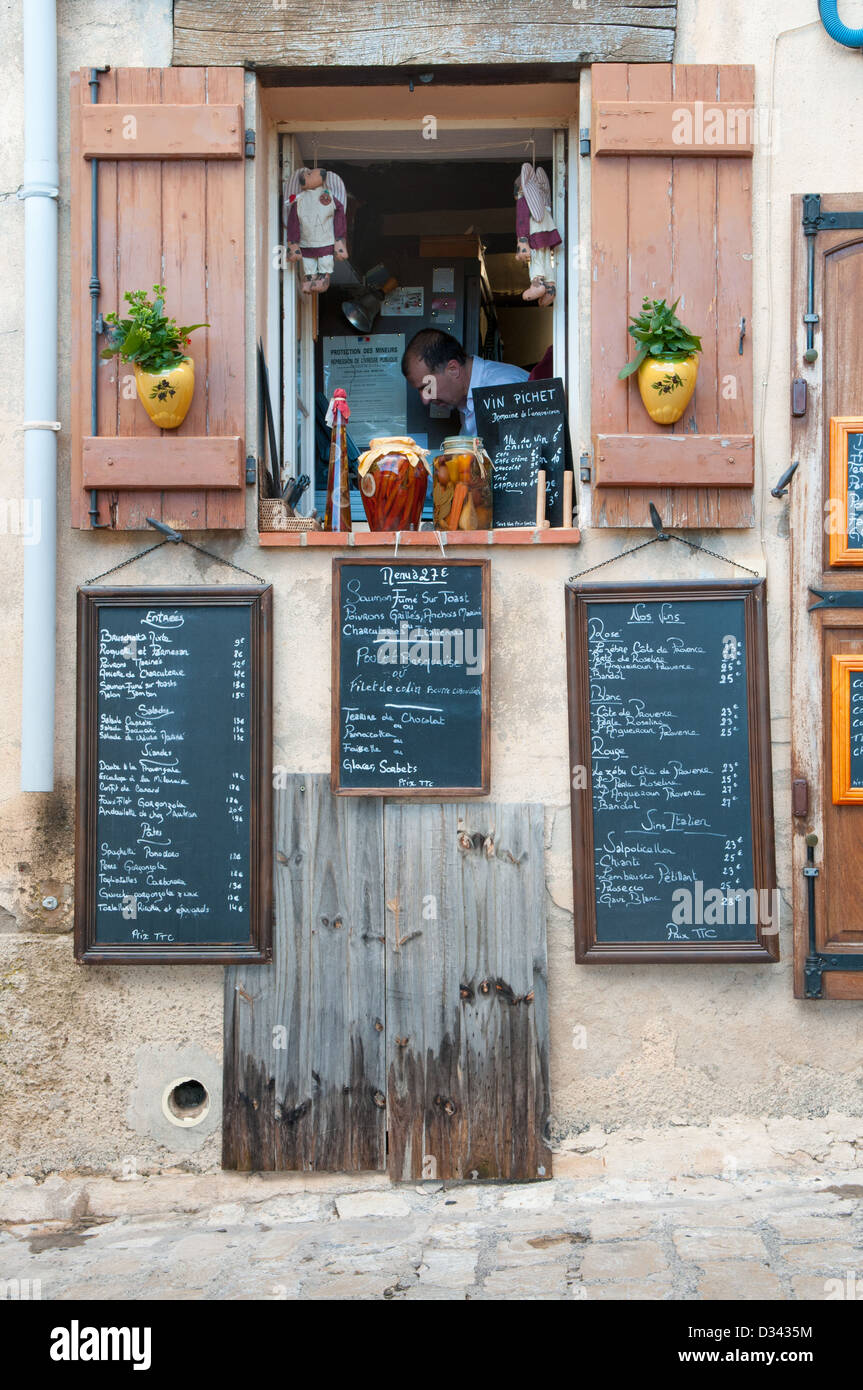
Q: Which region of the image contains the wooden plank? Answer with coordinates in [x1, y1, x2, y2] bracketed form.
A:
[174, 1, 677, 67]
[385, 802, 552, 1182]
[223, 775, 387, 1172]
[161, 67, 209, 531]
[71, 68, 119, 529]
[81, 103, 244, 158]
[712, 63, 755, 529]
[594, 434, 754, 486]
[204, 66, 247, 530]
[590, 63, 631, 520]
[82, 436, 243, 490]
[593, 100, 755, 157]
[114, 68, 164, 531]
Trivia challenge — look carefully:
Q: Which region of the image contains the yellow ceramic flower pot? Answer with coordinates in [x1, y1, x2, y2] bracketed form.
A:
[134, 358, 195, 429]
[637, 354, 699, 425]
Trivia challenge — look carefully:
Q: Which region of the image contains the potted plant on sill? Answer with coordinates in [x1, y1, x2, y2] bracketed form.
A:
[100, 285, 207, 429]
[618, 295, 702, 425]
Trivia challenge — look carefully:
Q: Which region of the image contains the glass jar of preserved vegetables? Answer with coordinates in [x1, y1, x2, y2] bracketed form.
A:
[431, 436, 493, 531]
[357, 437, 431, 531]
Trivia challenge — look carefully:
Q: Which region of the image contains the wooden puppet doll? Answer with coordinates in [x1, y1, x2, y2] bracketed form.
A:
[515, 162, 562, 307]
[284, 167, 348, 293]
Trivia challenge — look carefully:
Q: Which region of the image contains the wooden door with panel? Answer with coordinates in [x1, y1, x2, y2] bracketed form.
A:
[791, 193, 863, 998]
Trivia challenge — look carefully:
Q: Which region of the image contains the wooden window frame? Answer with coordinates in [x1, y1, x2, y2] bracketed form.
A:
[266, 91, 577, 538]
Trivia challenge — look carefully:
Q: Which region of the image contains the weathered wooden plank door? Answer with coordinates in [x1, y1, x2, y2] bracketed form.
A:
[385, 803, 552, 1182]
[223, 776, 387, 1170]
[223, 776, 552, 1178]
[790, 194, 863, 999]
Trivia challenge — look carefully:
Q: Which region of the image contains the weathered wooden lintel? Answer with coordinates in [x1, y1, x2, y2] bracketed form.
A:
[173, 0, 677, 68]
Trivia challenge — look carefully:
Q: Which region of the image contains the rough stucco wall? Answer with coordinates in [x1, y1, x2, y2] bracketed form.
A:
[0, 0, 860, 1181]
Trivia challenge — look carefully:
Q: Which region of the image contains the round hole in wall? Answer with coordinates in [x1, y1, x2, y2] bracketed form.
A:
[161, 1077, 210, 1128]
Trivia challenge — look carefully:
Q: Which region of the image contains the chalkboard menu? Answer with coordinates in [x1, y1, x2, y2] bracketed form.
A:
[566, 580, 777, 963]
[75, 587, 272, 962]
[830, 654, 863, 805]
[828, 417, 863, 565]
[850, 671, 863, 788]
[472, 377, 572, 528]
[332, 559, 490, 796]
[845, 434, 863, 551]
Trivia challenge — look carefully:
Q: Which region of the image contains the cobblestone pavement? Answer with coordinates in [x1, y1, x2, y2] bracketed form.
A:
[1, 1174, 861, 1301]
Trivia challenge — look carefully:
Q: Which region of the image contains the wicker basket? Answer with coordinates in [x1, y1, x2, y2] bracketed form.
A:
[259, 497, 322, 532]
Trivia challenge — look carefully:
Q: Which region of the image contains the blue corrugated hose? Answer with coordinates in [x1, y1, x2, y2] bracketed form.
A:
[818, 0, 863, 47]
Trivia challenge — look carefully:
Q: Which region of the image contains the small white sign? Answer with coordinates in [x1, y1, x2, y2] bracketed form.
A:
[381, 286, 424, 317]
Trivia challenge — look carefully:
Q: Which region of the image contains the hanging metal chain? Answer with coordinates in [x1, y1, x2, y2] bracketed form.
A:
[86, 532, 267, 586]
[86, 539, 171, 584]
[568, 533, 762, 585]
[568, 535, 663, 583]
[180, 539, 267, 584]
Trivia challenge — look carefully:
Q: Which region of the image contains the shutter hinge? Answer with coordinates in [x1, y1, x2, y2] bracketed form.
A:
[579, 452, 592, 484]
[579, 128, 591, 157]
[245, 128, 256, 159]
[245, 455, 257, 485]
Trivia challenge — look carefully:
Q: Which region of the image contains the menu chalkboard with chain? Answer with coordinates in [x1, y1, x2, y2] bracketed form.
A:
[75, 586, 272, 963]
[566, 580, 777, 963]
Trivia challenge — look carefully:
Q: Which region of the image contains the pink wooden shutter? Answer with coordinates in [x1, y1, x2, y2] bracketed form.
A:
[70, 67, 246, 530]
[590, 63, 755, 528]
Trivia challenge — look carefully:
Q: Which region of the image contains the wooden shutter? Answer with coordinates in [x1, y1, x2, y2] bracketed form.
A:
[70, 67, 246, 530]
[589, 63, 754, 528]
[791, 194, 863, 999]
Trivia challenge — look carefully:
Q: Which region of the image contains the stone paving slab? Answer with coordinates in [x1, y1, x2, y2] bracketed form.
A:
[0, 1173, 860, 1301]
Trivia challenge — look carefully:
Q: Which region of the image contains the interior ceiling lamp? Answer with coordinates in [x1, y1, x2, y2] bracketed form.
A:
[343, 263, 398, 333]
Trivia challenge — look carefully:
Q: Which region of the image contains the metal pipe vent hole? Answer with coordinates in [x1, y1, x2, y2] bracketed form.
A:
[162, 1077, 210, 1127]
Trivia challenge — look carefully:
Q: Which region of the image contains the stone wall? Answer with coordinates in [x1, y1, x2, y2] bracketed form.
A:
[0, 0, 860, 1181]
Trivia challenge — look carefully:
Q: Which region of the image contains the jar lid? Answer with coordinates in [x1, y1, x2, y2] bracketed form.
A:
[358, 437, 431, 477]
[437, 435, 492, 473]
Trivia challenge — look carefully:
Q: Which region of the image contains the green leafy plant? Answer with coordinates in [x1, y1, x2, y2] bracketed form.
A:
[100, 285, 207, 373]
[618, 296, 702, 379]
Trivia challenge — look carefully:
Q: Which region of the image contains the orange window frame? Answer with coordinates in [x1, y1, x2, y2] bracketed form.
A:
[828, 416, 863, 566]
[831, 653, 863, 804]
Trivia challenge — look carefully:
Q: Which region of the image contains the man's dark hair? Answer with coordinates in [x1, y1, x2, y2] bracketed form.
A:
[401, 329, 467, 377]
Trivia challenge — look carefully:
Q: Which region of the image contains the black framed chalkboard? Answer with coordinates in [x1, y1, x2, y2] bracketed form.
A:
[566, 580, 777, 963]
[472, 376, 573, 528]
[75, 586, 273, 963]
[332, 559, 490, 796]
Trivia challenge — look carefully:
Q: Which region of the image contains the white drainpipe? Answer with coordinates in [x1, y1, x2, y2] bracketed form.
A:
[20, 0, 59, 792]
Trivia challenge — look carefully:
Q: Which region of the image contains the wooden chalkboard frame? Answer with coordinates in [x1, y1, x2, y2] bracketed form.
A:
[830, 654, 863, 805]
[331, 558, 490, 797]
[828, 416, 863, 566]
[566, 579, 778, 964]
[75, 585, 273, 964]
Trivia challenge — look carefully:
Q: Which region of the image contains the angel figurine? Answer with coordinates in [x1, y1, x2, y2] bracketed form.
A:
[284, 167, 348, 293]
[515, 162, 562, 307]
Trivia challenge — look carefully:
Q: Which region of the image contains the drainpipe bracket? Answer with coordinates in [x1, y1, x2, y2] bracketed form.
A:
[17, 182, 59, 200]
[22, 420, 61, 432]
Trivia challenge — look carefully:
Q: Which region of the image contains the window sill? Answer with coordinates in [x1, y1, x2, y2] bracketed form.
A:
[258, 527, 582, 548]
